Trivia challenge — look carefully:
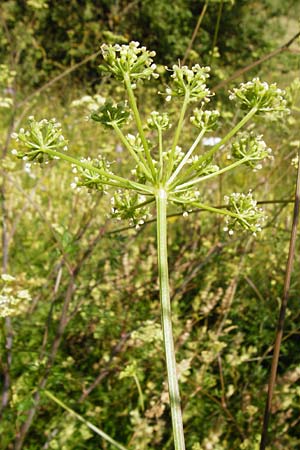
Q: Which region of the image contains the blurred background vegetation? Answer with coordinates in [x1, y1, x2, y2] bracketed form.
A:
[0, 1, 300, 449]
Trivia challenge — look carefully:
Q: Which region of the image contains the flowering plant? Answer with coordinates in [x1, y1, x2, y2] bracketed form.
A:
[11, 42, 288, 450]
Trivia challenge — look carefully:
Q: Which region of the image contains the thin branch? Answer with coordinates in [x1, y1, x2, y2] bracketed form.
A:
[259, 149, 300, 450]
[209, 0, 224, 67]
[213, 31, 300, 92]
[17, 50, 102, 108]
[182, 1, 209, 65]
[44, 390, 129, 450]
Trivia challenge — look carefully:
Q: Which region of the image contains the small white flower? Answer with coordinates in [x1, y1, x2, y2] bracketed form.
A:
[1, 274, 15, 282]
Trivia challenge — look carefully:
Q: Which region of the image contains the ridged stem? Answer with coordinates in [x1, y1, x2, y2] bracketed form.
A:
[156, 188, 186, 450]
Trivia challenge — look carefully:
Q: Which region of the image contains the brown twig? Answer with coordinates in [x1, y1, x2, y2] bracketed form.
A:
[191, 385, 246, 439]
[259, 148, 300, 450]
[209, 0, 224, 67]
[16, 49, 102, 109]
[182, 1, 209, 65]
[212, 31, 300, 92]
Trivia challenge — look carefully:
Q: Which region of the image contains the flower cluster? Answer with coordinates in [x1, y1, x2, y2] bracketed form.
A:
[126, 133, 146, 153]
[11, 117, 68, 163]
[91, 101, 131, 128]
[230, 132, 272, 169]
[71, 156, 113, 192]
[99, 42, 158, 83]
[163, 146, 185, 169]
[229, 78, 289, 114]
[165, 64, 211, 102]
[147, 111, 171, 131]
[110, 191, 151, 227]
[190, 108, 220, 131]
[71, 94, 106, 112]
[224, 191, 265, 235]
[0, 274, 31, 318]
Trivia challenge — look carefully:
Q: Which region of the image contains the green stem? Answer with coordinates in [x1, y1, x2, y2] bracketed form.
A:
[174, 107, 257, 186]
[42, 148, 154, 194]
[124, 76, 156, 179]
[158, 127, 163, 181]
[168, 128, 206, 186]
[133, 374, 145, 411]
[156, 188, 186, 450]
[170, 196, 251, 225]
[165, 93, 190, 180]
[174, 157, 249, 192]
[44, 390, 128, 450]
[112, 124, 153, 180]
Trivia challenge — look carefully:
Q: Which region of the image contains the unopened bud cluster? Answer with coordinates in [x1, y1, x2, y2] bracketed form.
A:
[224, 191, 265, 235]
[190, 108, 220, 131]
[165, 64, 211, 102]
[11, 117, 68, 163]
[71, 156, 113, 192]
[99, 41, 158, 83]
[111, 191, 150, 227]
[229, 78, 288, 115]
[126, 133, 147, 153]
[91, 101, 130, 128]
[230, 132, 272, 170]
[147, 111, 171, 131]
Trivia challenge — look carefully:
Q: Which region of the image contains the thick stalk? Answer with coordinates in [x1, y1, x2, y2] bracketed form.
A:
[156, 188, 185, 450]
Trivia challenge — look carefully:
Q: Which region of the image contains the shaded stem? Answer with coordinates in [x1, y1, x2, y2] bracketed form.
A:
[165, 92, 190, 180]
[156, 188, 185, 450]
[168, 128, 207, 187]
[133, 374, 145, 411]
[124, 76, 156, 178]
[158, 127, 163, 181]
[112, 123, 152, 180]
[259, 148, 300, 450]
